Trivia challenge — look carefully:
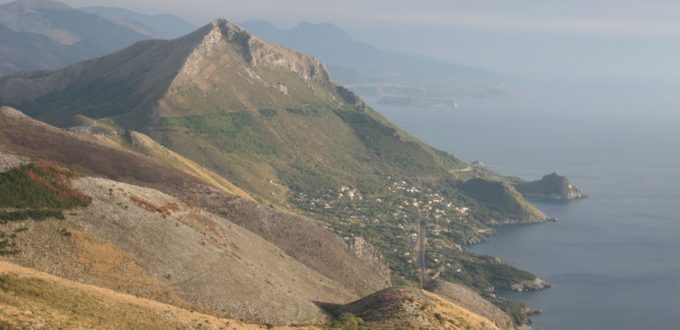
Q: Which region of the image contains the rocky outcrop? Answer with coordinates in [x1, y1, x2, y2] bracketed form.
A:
[336, 85, 368, 111]
[0, 154, 28, 172]
[344, 236, 391, 281]
[181, 19, 330, 84]
[515, 172, 587, 201]
[510, 277, 551, 292]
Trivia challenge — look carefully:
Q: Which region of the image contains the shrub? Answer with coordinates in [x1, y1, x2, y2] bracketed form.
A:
[329, 313, 368, 330]
[0, 162, 91, 209]
[259, 108, 278, 118]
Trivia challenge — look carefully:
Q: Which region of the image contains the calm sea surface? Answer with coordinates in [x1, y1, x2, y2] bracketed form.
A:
[366, 82, 680, 330]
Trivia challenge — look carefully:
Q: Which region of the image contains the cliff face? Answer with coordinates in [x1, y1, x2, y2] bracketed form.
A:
[514, 172, 586, 201]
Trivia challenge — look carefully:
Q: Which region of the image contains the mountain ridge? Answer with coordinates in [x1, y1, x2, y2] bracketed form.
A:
[0, 19, 549, 325]
[81, 5, 197, 39]
[241, 20, 502, 84]
[0, 0, 180, 77]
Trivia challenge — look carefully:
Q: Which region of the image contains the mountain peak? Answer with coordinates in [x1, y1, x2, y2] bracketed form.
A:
[184, 19, 329, 82]
[202, 18, 252, 52]
[211, 18, 243, 31]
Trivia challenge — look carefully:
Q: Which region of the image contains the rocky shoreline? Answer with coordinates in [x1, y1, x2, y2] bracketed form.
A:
[511, 277, 551, 292]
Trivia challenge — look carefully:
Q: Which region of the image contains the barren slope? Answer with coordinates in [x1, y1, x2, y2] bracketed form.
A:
[0, 260, 307, 329]
[0, 107, 392, 301]
[0, 157, 356, 324]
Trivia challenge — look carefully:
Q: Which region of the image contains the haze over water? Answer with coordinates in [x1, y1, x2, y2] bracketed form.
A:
[367, 80, 680, 330]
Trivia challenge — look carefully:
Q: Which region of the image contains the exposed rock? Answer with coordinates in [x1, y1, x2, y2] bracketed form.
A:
[344, 236, 391, 279]
[336, 85, 368, 112]
[0, 151, 30, 172]
[510, 277, 550, 292]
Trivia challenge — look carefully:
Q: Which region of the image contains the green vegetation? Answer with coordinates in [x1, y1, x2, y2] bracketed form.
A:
[491, 298, 537, 326]
[21, 80, 143, 127]
[259, 108, 278, 118]
[0, 163, 91, 210]
[459, 178, 545, 222]
[0, 162, 91, 255]
[329, 313, 369, 330]
[334, 108, 445, 176]
[444, 255, 536, 292]
[0, 232, 18, 255]
[286, 105, 323, 116]
[0, 209, 65, 223]
[160, 112, 277, 155]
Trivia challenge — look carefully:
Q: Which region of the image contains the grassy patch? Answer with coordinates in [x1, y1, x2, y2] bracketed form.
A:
[285, 105, 323, 117]
[334, 108, 444, 177]
[458, 178, 543, 221]
[21, 79, 142, 126]
[160, 112, 277, 155]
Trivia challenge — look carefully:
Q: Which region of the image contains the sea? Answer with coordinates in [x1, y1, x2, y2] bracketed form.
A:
[366, 79, 680, 330]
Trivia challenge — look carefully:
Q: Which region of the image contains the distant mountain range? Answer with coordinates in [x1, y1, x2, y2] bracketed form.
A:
[241, 20, 502, 85]
[0, 21, 84, 74]
[80, 6, 196, 39]
[0, 0, 195, 76]
[241, 20, 513, 103]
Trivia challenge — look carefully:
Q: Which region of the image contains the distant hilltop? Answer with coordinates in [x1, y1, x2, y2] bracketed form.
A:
[514, 172, 587, 201]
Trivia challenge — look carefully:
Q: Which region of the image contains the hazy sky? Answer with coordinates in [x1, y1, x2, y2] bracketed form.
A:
[8, 0, 680, 79]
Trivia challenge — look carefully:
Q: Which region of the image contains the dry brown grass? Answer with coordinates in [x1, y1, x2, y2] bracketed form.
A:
[1, 221, 189, 309]
[0, 260, 313, 329]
